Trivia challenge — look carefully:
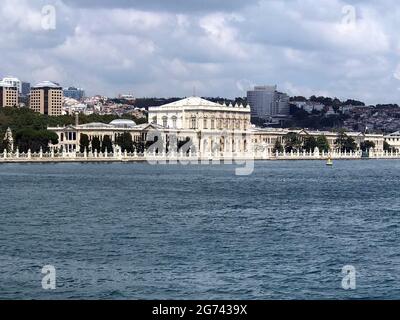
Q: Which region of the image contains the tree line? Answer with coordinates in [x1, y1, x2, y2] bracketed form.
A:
[272, 131, 376, 153]
[79, 133, 194, 155]
[0, 107, 146, 153]
[79, 133, 152, 154]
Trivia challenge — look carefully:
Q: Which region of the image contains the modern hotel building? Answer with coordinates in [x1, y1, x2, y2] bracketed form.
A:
[247, 85, 290, 120]
[0, 81, 18, 108]
[1, 77, 21, 94]
[30, 81, 63, 116]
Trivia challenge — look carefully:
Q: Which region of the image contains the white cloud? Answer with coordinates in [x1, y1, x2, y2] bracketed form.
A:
[0, 0, 399, 104]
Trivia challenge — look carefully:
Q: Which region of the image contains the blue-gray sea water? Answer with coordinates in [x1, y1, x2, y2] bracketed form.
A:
[0, 160, 399, 300]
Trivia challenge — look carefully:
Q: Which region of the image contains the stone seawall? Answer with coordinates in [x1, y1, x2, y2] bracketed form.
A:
[1, 152, 400, 164]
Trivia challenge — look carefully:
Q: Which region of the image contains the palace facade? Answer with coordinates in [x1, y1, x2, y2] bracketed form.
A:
[252, 128, 384, 154]
[384, 131, 400, 151]
[48, 96, 385, 156]
[148, 97, 251, 131]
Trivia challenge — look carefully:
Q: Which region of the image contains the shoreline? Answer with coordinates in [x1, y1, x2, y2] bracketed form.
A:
[1, 157, 400, 164]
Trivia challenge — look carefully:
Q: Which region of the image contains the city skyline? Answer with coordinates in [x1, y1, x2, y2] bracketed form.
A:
[1, 0, 400, 104]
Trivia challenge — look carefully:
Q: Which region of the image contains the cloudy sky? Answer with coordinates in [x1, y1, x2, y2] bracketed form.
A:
[1, 0, 400, 104]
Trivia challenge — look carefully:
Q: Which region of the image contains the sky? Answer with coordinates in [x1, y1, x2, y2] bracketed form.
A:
[1, 0, 400, 104]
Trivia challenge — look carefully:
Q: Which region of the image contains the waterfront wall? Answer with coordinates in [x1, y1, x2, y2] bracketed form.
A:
[1, 148, 400, 163]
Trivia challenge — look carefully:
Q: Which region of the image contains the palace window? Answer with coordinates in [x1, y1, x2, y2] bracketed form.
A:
[190, 116, 197, 129]
[211, 119, 215, 130]
[203, 118, 208, 129]
[152, 116, 157, 124]
[162, 116, 168, 128]
[172, 116, 177, 129]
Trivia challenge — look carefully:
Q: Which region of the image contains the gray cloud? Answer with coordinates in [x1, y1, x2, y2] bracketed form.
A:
[62, 0, 259, 12]
[0, 0, 400, 104]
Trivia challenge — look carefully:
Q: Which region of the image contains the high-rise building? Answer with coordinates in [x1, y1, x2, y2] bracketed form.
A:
[247, 85, 289, 119]
[2, 77, 22, 94]
[276, 92, 290, 115]
[63, 87, 85, 101]
[21, 82, 31, 97]
[30, 81, 63, 116]
[0, 81, 18, 107]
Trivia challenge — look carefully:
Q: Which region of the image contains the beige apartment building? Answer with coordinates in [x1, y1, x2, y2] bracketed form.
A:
[30, 81, 63, 116]
[0, 82, 18, 107]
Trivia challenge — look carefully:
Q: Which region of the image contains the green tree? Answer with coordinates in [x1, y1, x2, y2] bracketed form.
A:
[383, 141, 396, 152]
[335, 131, 347, 150]
[177, 136, 193, 154]
[101, 135, 113, 153]
[133, 141, 145, 153]
[15, 129, 58, 153]
[80, 134, 89, 153]
[303, 136, 317, 152]
[335, 131, 357, 152]
[0, 134, 8, 153]
[284, 132, 302, 152]
[91, 136, 101, 153]
[0, 106, 147, 133]
[343, 136, 357, 152]
[332, 98, 341, 112]
[116, 132, 134, 153]
[250, 116, 265, 127]
[360, 140, 375, 152]
[145, 135, 160, 153]
[316, 135, 330, 152]
[272, 139, 284, 153]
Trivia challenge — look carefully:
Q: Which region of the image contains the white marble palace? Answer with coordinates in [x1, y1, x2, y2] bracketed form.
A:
[48, 96, 385, 156]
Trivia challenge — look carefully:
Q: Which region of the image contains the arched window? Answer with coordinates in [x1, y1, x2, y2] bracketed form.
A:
[152, 116, 157, 124]
[162, 116, 168, 128]
[172, 116, 177, 129]
[218, 119, 223, 130]
[191, 116, 197, 129]
[224, 118, 228, 128]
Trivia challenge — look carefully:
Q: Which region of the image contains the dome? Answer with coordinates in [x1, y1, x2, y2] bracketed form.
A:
[109, 119, 137, 128]
[80, 122, 113, 128]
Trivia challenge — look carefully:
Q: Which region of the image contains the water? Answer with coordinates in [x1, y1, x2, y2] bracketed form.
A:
[0, 160, 399, 299]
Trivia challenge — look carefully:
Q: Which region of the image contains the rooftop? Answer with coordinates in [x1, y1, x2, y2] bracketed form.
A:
[151, 96, 250, 110]
[0, 81, 15, 88]
[32, 81, 61, 89]
[109, 119, 136, 127]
